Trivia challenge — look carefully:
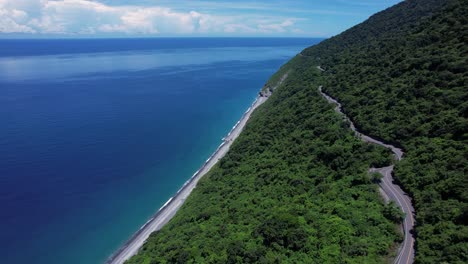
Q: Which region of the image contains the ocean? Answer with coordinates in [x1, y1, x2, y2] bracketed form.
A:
[0, 38, 319, 264]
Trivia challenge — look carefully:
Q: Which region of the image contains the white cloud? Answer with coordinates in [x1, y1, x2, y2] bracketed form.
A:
[0, 9, 35, 33]
[224, 23, 256, 34]
[0, 0, 305, 35]
[258, 19, 295, 33]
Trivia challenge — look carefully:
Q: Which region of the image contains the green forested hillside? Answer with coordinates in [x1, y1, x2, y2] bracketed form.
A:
[302, 0, 467, 262]
[128, 56, 401, 264]
[128, 0, 467, 263]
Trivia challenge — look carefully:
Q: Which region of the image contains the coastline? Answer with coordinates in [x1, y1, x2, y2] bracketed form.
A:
[106, 93, 270, 264]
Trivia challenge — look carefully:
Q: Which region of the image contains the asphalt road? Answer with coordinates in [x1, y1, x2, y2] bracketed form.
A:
[104, 72, 414, 264]
[319, 86, 415, 264]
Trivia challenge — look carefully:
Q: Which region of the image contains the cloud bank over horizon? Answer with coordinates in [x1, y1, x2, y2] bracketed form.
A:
[0, 0, 402, 37]
[0, 0, 303, 36]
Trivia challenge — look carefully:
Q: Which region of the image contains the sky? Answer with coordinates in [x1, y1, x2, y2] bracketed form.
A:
[0, 0, 403, 38]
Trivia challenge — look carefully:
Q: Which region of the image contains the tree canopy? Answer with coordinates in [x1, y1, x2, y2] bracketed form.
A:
[302, 0, 467, 262]
[127, 0, 467, 263]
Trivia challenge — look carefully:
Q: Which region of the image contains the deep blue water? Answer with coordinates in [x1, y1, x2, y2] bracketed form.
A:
[0, 38, 319, 264]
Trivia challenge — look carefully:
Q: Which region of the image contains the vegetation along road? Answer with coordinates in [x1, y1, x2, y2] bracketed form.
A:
[319, 86, 415, 264]
[125, 1, 467, 262]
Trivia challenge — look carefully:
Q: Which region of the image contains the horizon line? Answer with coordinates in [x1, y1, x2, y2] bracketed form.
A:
[0, 36, 328, 40]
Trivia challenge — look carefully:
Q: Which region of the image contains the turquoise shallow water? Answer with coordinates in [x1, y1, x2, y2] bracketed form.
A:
[0, 38, 319, 264]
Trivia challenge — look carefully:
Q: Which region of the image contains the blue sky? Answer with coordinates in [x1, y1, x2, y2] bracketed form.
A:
[0, 0, 402, 38]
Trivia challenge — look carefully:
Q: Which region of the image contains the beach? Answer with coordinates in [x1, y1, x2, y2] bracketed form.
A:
[106, 94, 270, 264]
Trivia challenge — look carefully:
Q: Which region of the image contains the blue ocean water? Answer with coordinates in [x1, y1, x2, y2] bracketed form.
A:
[0, 38, 319, 264]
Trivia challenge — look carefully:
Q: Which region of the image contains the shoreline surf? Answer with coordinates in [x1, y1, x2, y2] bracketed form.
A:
[106, 92, 271, 264]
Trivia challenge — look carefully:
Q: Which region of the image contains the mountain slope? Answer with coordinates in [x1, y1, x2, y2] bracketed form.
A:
[127, 0, 467, 263]
[127, 57, 401, 263]
[302, 0, 467, 262]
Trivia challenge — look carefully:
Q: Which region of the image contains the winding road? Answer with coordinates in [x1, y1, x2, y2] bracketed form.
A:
[318, 86, 415, 264]
[104, 63, 414, 263]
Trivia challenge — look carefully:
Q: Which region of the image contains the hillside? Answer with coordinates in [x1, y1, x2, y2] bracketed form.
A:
[301, 0, 467, 262]
[127, 0, 467, 263]
[127, 55, 403, 263]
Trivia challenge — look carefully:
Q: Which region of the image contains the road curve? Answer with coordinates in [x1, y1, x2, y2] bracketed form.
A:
[318, 86, 415, 264]
[106, 75, 288, 264]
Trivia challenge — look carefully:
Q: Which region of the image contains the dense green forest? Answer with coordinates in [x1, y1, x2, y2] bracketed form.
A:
[128, 0, 467, 263]
[128, 56, 401, 264]
[301, 0, 467, 262]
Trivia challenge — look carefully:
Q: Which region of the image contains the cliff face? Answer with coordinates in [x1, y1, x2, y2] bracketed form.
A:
[128, 0, 467, 263]
[302, 0, 467, 262]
